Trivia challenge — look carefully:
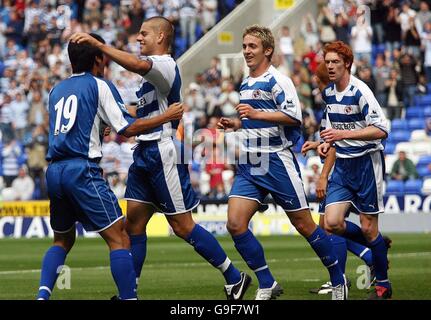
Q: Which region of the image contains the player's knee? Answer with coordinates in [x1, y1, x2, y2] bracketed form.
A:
[325, 221, 344, 235]
[53, 238, 75, 253]
[226, 220, 247, 236]
[171, 223, 193, 240]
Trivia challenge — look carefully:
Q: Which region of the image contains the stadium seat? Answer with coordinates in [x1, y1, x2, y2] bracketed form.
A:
[422, 178, 431, 195]
[408, 119, 425, 131]
[389, 130, 411, 143]
[384, 142, 396, 154]
[404, 179, 423, 194]
[410, 130, 430, 142]
[411, 141, 431, 156]
[417, 155, 431, 167]
[390, 119, 408, 131]
[406, 107, 425, 119]
[384, 154, 397, 175]
[385, 180, 405, 195]
[414, 94, 431, 106]
[417, 165, 431, 178]
[424, 106, 431, 117]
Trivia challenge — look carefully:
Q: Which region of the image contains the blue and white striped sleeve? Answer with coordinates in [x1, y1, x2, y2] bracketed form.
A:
[95, 78, 135, 135]
[272, 75, 302, 123]
[359, 89, 389, 135]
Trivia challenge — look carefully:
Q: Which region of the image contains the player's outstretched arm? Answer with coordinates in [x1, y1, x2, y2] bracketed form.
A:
[122, 102, 183, 137]
[320, 125, 387, 143]
[235, 104, 300, 126]
[70, 33, 152, 76]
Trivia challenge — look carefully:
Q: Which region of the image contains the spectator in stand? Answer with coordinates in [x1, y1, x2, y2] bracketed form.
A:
[351, 6, 373, 64]
[391, 151, 419, 181]
[301, 13, 320, 51]
[100, 131, 121, 179]
[384, 5, 402, 58]
[26, 125, 48, 199]
[305, 163, 320, 201]
[404, 16, 421, 59]
[201, 0, 218, 33]
[399, 52, 419, 107]
[108, 172, 126, 199]
[415, 1, 431, 35]
[126, 0, 145, 35]
[373, 54, 391, 107]
[0, 93, 14, 142]
[332, 10, 350, 45]
[421, 21, 431, 83]
[10, 92, 29, 141]
[358, 66, 376, 93]
[385, 68, 404, 120]
[10, 165, 34, 200]
[179, 0, 200, 47]
[185, 82, 206, 121]
[1, 138, 24, 187]
[317, 5, 336, 45]
[118, 136, 136, 183]
[279, 26, 295, 72]
[218, 80, 240, 118]
[400, 0, 417, 40]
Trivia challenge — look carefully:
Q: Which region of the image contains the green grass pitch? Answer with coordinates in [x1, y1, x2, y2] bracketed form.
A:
[0, 233, 430, 300]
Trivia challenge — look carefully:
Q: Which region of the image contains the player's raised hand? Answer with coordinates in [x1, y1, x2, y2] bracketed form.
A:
[164, 102, 184, 121]
[236, 103, 258, 120]
[301, 141, 320, 156]
[69, 33, 101, 47]
[320, 128, 345, 143]
[317, 142, 331, 158]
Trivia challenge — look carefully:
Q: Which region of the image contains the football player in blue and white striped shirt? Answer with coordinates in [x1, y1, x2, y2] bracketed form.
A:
[71, 17, 251, 300]
[318, 41, 392, 299]
[218, 25, 346, 300]
[38, 34, 184, 300]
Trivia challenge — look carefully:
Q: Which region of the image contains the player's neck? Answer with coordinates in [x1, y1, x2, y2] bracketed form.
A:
[335, 72, 350, 92]
[249, 62, 271, 78]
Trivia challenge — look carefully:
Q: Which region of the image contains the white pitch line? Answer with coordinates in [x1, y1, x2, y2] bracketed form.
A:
[1, 252, 430, 276]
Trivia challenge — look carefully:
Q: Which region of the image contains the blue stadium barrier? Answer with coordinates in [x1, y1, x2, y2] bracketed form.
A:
[386, 180, 405, 195]
[408, 118, 426, 130]
[404, 179, 423, 194]
[391, 119, 408, 131]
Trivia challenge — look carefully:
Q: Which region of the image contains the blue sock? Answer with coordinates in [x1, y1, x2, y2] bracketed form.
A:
[329, 234, 347, 273]
[186, 224, 241, 285]
[37, 246, 67, 300]
[110, 249, 137, 300]
[343, 221, 368, 246]
[368, 234, 390, 288]
[129, 233, 147, 285]
[346, 239, 373, 266]
[232, 229, 275, 288]
[307, 227, 344, 286]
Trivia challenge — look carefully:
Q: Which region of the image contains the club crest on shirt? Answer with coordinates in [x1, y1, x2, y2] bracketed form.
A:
[345, 106, 352, 114]
[252, 90, 261, 99]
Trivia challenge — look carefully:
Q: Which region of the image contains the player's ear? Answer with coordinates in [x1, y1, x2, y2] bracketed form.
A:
[265, 47, 273, 59]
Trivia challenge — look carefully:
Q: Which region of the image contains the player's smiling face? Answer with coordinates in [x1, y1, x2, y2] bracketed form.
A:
[137, 22, 157, 56]
[324, 52, 349, 83]
[242, 35, 270, 72]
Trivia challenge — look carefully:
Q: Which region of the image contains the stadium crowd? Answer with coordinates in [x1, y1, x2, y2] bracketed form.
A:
[1, 0, 431, 202]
